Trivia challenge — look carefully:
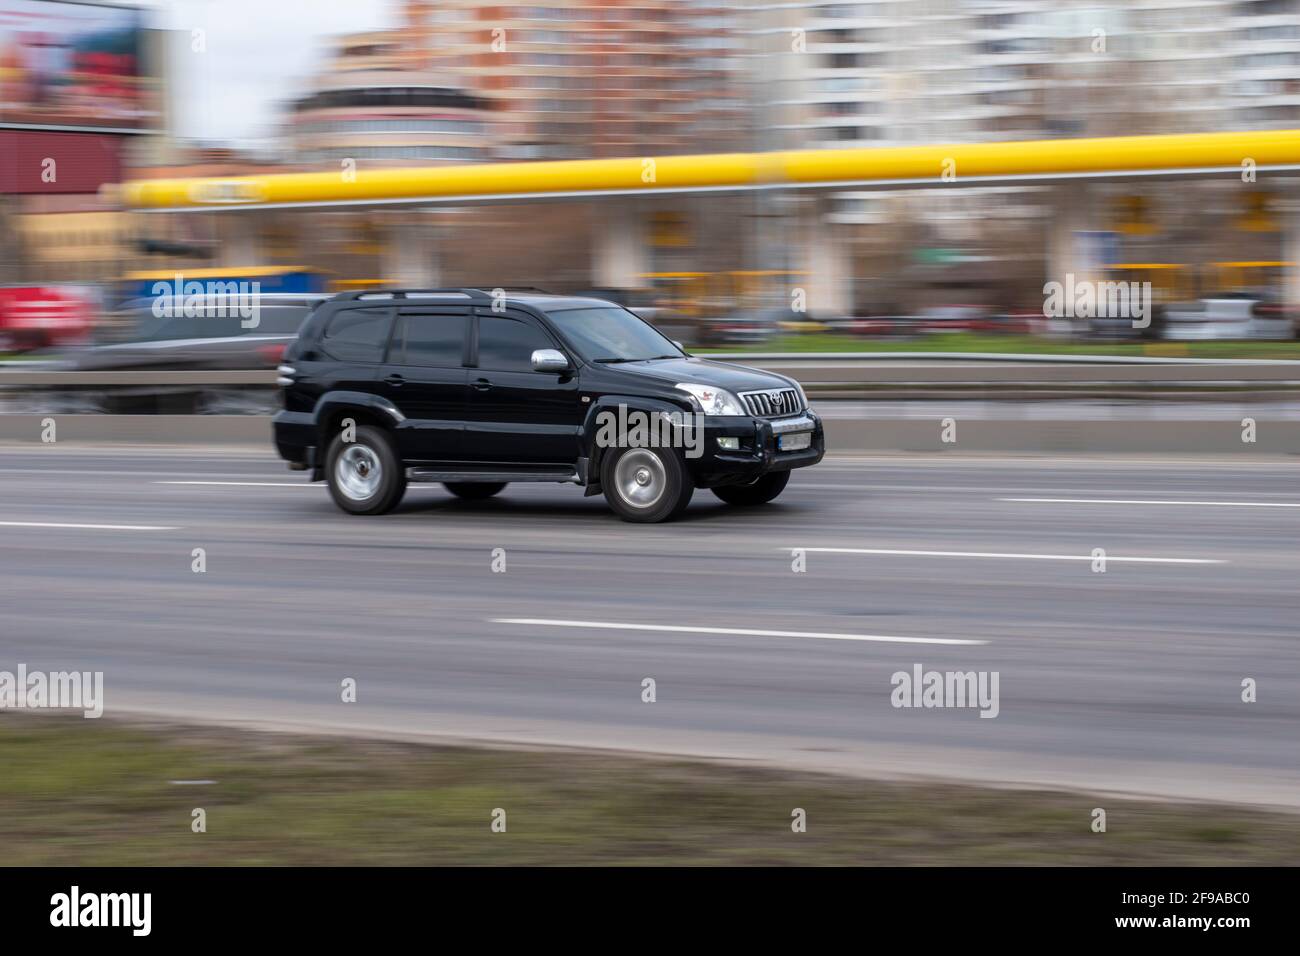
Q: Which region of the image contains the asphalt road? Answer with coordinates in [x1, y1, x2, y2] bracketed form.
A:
[2, 443, 1298, 807]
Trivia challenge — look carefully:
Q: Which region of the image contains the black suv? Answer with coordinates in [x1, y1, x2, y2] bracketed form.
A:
[272, 289, 824, 522]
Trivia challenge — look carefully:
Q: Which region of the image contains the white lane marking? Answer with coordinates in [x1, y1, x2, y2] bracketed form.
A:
[493, 618, 986, 646]
[796, 482, 1300, 498]
[793, 547, 1223, 565]
[168, 780, 217, 786]
[155, 481, 314, 487]
[0, 520, 178, 531]
[0, 469, 284, 478]
[821, 455, 1300, 469]
[1002, 497, 1300, 509]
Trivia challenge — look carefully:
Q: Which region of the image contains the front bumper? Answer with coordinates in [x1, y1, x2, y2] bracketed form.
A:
[686, 410, 825, 487]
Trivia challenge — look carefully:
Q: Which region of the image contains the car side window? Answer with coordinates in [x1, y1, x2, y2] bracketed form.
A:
[389, 310, 467, 368]
[476, 314, 555, 372]
[321, 307, 393, 363]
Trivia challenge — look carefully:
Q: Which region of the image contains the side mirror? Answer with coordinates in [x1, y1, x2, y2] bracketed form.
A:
[531, 348, 570, 373]
[672, 340, 685, 351]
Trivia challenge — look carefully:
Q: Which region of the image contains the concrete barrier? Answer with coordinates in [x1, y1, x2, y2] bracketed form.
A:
[2, 414, 1296, 455]
[5, 359, 1300, 389]
[824, 418, 1300, 455]
[0, 415, 270, 444]
[0, 370, 275, 386]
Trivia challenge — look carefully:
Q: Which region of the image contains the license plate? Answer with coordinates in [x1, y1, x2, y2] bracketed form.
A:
[779, 432, 811, 451]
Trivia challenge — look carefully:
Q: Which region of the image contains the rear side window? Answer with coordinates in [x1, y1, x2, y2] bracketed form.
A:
[321, 307, 393, 363]
[390, 310, 467, 368]
[476, 314, 554, 372]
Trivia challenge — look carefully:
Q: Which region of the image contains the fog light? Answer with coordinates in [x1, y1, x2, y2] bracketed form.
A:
[717, 437, 740, 450]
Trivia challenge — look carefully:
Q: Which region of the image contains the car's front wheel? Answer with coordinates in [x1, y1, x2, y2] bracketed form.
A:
[443, 481, 507, 499]
[325, 425, 406, 515]
[601, 446, 694, 523]
[712, 470, 789, 506]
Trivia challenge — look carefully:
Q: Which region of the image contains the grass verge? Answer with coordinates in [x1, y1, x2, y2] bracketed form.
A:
[2, 714, 1296, 865]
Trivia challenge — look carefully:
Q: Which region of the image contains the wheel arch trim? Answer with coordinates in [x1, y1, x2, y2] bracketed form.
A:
[312, 391, 406, 429]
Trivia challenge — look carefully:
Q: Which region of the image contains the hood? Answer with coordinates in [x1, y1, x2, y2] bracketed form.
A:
[594, 356, 795, 393]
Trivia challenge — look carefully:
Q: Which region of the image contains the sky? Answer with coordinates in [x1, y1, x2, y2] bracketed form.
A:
[151, 0, 400, 146]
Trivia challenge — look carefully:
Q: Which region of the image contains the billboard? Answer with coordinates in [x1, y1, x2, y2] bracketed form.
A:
[0, 0, 156, 133]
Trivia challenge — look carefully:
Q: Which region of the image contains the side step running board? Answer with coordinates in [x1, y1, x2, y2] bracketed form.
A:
[408, 468, 580, 484]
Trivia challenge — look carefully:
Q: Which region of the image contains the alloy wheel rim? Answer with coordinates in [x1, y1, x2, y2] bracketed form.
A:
[614, 449, 667, 509]
[336, 443, 382, 500]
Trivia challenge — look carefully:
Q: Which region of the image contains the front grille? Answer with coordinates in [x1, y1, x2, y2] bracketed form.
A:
[739, 387, 801, 418]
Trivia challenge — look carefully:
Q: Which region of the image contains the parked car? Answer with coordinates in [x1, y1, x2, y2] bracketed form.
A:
[912, 304, 992, 334]
[1163, 294, 1294, 341]
[0, 285, 95, 352]
[828, 314, 909, 337]
[273, 289, 825, 522]
[72, 293, 329, 370]
[54, 293, 327, 413]
[1087, 305, 1164, 340]
[698, 307, 793, 347]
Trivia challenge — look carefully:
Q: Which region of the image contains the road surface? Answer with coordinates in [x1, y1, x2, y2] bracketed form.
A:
[1, 443, 1297, 807]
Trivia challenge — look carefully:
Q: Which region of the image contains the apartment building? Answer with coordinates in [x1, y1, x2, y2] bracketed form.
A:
[402, 0, 745, 159]
[286, 30, 494, 166]
[742, 0, 1298, 301]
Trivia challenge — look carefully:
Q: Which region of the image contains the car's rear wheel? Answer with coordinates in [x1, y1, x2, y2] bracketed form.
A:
[325, 425, 406, 515]
[601, 446, 693, 523]
[443, 481, 507, 499]
[712, 470, 790, 506]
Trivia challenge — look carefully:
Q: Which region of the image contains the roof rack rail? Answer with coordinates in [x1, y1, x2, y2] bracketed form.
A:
[331, 288, 493, 303]
[464, 285, 554, 295]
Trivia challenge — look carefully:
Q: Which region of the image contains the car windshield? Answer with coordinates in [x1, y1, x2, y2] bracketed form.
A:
[544, 306, 682, 362]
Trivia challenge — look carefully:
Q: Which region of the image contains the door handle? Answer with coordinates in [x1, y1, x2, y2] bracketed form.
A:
[383, 374, 406, 386]
[471, 378, 493, 391]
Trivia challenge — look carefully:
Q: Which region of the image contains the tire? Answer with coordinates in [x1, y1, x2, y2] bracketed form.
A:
[712, 470, 790, 506]
[443, 481, 507, 500]
[601, 446, 694, 523]
[325, 424, 406, 515]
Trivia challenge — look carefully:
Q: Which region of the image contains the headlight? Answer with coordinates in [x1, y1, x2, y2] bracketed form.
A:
[675, 382, 746, 416]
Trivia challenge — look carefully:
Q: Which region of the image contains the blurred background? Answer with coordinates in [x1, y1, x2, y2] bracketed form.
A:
[6, 3, 1300, 867]
[1, 0, 1298, 368]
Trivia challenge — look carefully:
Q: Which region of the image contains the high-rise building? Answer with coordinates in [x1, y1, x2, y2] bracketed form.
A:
[741, 0, 1300, 243]
[403, 0, 746, 159]
[286, 30, 493, 166]
[746, 0, 1299, 154]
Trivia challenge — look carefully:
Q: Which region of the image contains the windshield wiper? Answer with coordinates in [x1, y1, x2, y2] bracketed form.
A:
[594, 355, 680, 363]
